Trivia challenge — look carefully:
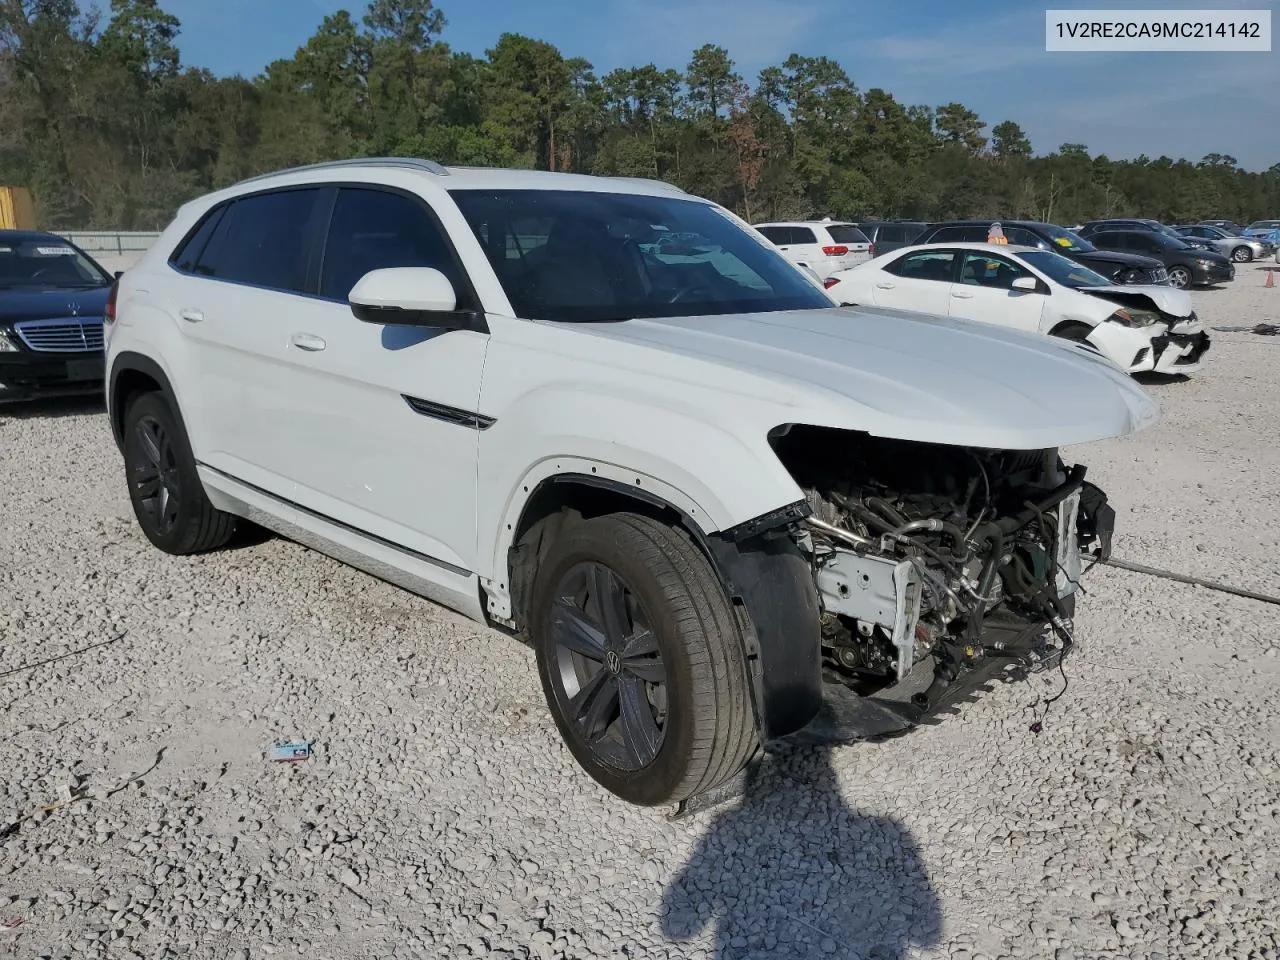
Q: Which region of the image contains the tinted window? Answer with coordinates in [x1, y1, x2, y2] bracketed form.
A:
[194, 189, 320, 293]
[1089, 232, 1125, 250]
[826, 225, 869, 244]
[887, 249, 956, 282]
[880, 225, 906, 243]
[958, 252, 1031, 289]
[449, 189, 830, 323]
[756, 226, 791, 245]
[790, 226, 817, 243]
[320, 188, 466, 302]
[170, 206, 226, 273]
[924, 226, 968, 243]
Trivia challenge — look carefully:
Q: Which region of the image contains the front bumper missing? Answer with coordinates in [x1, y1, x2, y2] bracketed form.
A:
[1151, 329, 1211, 374]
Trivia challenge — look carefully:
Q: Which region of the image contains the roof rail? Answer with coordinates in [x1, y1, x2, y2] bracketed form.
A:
[233, 156, 450, 187]
[605, 175, 685, 193]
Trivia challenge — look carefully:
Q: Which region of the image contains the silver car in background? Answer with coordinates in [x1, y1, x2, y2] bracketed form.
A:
[1175, 224, 1274, 263]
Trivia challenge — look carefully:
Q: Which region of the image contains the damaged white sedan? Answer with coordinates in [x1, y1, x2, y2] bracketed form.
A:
[826, 242, 1211, 376]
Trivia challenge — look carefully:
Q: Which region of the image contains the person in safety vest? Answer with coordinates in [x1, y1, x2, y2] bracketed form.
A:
[987, 222, 1008, 244]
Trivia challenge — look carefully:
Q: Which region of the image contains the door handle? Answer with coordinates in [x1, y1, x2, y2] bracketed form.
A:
[951, 290, 974, 299]
[179, 308, 205, 323]
[875, 282, 895, 289]
[290, 332, 327, 352]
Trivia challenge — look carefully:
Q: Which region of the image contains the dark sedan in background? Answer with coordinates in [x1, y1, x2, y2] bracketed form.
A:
[0, 230, 114, 402]
[1086, 228, 1234, 288]
[913, 220, 1171, 285]
[1078, 218, 1216, 252]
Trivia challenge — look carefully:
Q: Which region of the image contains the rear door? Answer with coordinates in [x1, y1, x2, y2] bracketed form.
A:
[872, 248, 959, 315]
[949, 251, 1047, 333]
[166, 185, 327, 499]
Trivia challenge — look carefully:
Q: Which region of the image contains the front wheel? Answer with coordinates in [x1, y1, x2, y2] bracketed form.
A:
[529, 512, 758, 806]
[1231, 245, 1252, 263]
[1167, 265, 1191, 289]
[1051, 321, 1094, 344]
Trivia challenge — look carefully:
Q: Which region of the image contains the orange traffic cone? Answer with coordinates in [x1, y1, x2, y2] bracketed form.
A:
[1267, 271, 1275, 289]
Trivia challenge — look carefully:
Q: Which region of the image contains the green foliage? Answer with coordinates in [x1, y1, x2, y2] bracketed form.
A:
[1, 0, 1276, 229]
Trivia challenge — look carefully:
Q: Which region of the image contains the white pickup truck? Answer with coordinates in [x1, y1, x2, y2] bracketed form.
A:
[104, 159, 1158, 807]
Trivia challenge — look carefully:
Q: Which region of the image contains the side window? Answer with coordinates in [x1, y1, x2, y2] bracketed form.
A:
[886, 249, 957, 282]
[959, 252, 1030, 289]
[881, 225, 906, 243]
[194, 188, 321, 293]
[170, 205, 226, 273]
[790, 227, 817, 244]
[927, 227, 967, 243]
[756, 226, 790, 245]
[1003, 227, 1045, 248]
[1091, 232, 1121, 249]
[319, 187, 467, 303]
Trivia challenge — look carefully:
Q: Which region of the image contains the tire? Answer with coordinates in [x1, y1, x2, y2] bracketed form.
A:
[1167, 265, 1191, 289]
[1231, 245, 1252, 263]
[123, 392, 236, 555]
[529, 512, 758, 806]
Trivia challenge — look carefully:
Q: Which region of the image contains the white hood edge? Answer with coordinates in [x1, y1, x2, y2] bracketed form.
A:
[1077, 284, 1193, 318]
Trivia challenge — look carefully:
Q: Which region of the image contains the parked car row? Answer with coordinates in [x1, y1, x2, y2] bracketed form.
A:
[822, 242, 1210, 376]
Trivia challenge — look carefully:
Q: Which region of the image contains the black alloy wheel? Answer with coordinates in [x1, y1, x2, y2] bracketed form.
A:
[547, 561, 668, 771]
[130, 414, 182, 537]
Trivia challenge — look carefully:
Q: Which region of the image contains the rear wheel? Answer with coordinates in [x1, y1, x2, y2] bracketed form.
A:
[1167, 265, 1191, 289]
[1231, 245, 1252, 263]
[529, 512, 758, 806]
[123, 392, 236, 555]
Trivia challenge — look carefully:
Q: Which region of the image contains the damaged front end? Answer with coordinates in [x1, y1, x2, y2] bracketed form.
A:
[769, 425, 1116, 743]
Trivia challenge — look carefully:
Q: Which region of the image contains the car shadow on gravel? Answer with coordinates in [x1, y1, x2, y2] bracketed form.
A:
[661, 744, 942, 959]
[1133, 372, 1190, 387]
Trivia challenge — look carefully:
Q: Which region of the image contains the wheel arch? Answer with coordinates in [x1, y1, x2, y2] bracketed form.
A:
[108, 351, 183, 453]
[501, 470, 823, 741]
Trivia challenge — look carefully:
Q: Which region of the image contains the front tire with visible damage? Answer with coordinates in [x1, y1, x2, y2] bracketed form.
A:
[529, 512, 759, 806]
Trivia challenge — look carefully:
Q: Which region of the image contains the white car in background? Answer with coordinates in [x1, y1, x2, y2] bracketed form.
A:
[754, 220, 872, 281]
[826, 242, 1211, 376]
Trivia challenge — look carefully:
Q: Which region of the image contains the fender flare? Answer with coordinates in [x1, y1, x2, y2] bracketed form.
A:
[107, 351, 182, 452]
[497, 467, 822, 742]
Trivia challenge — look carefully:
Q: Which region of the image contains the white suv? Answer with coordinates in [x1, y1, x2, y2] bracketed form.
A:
[753, 220, 873, 282]
[104, 158, 1157, 808]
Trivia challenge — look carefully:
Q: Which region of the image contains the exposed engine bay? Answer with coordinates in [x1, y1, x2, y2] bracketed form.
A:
[770, 425, 1117, 714]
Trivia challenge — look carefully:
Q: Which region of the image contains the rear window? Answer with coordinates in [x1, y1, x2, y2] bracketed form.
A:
[825, 225, 869, 244]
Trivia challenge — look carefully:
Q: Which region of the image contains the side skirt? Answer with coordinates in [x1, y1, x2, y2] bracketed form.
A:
[197, 465, 487, 623]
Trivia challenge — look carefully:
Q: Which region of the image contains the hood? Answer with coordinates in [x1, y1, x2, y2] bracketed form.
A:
[1076, 283, 1192, 318]
[0, 285, 110, 324]
[577, 307, 1159, 450]
[1074, 249, 1162, 268]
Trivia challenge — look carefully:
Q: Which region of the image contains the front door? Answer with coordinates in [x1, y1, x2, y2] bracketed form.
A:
[948, 251, 1046, 334]
[274, 185, 489, 574]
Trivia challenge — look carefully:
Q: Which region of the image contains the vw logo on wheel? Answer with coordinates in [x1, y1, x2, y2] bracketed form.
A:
[604, 649, 622, 675]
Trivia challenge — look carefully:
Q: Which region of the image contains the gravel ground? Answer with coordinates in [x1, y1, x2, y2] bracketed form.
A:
[3, 263, 1279, 960]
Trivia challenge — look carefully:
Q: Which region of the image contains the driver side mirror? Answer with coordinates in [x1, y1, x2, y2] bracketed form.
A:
[349, 267, 476, 330]
[1011, 276, 1041, 293]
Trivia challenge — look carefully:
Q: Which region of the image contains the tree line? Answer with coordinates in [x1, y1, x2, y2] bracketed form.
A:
[1, 0, 1277, 231]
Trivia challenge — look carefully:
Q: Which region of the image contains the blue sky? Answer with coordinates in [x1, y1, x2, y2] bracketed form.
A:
[92, 0, 1279, 170]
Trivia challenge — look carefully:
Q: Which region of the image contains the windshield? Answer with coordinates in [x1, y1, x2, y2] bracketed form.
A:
[1040, 224, 1094, 253]
[1154, 233, 1193, 250]
[1020, 250, 1113, 288]
[0, 238, 110, 289]
[448, 189, 831, 323]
